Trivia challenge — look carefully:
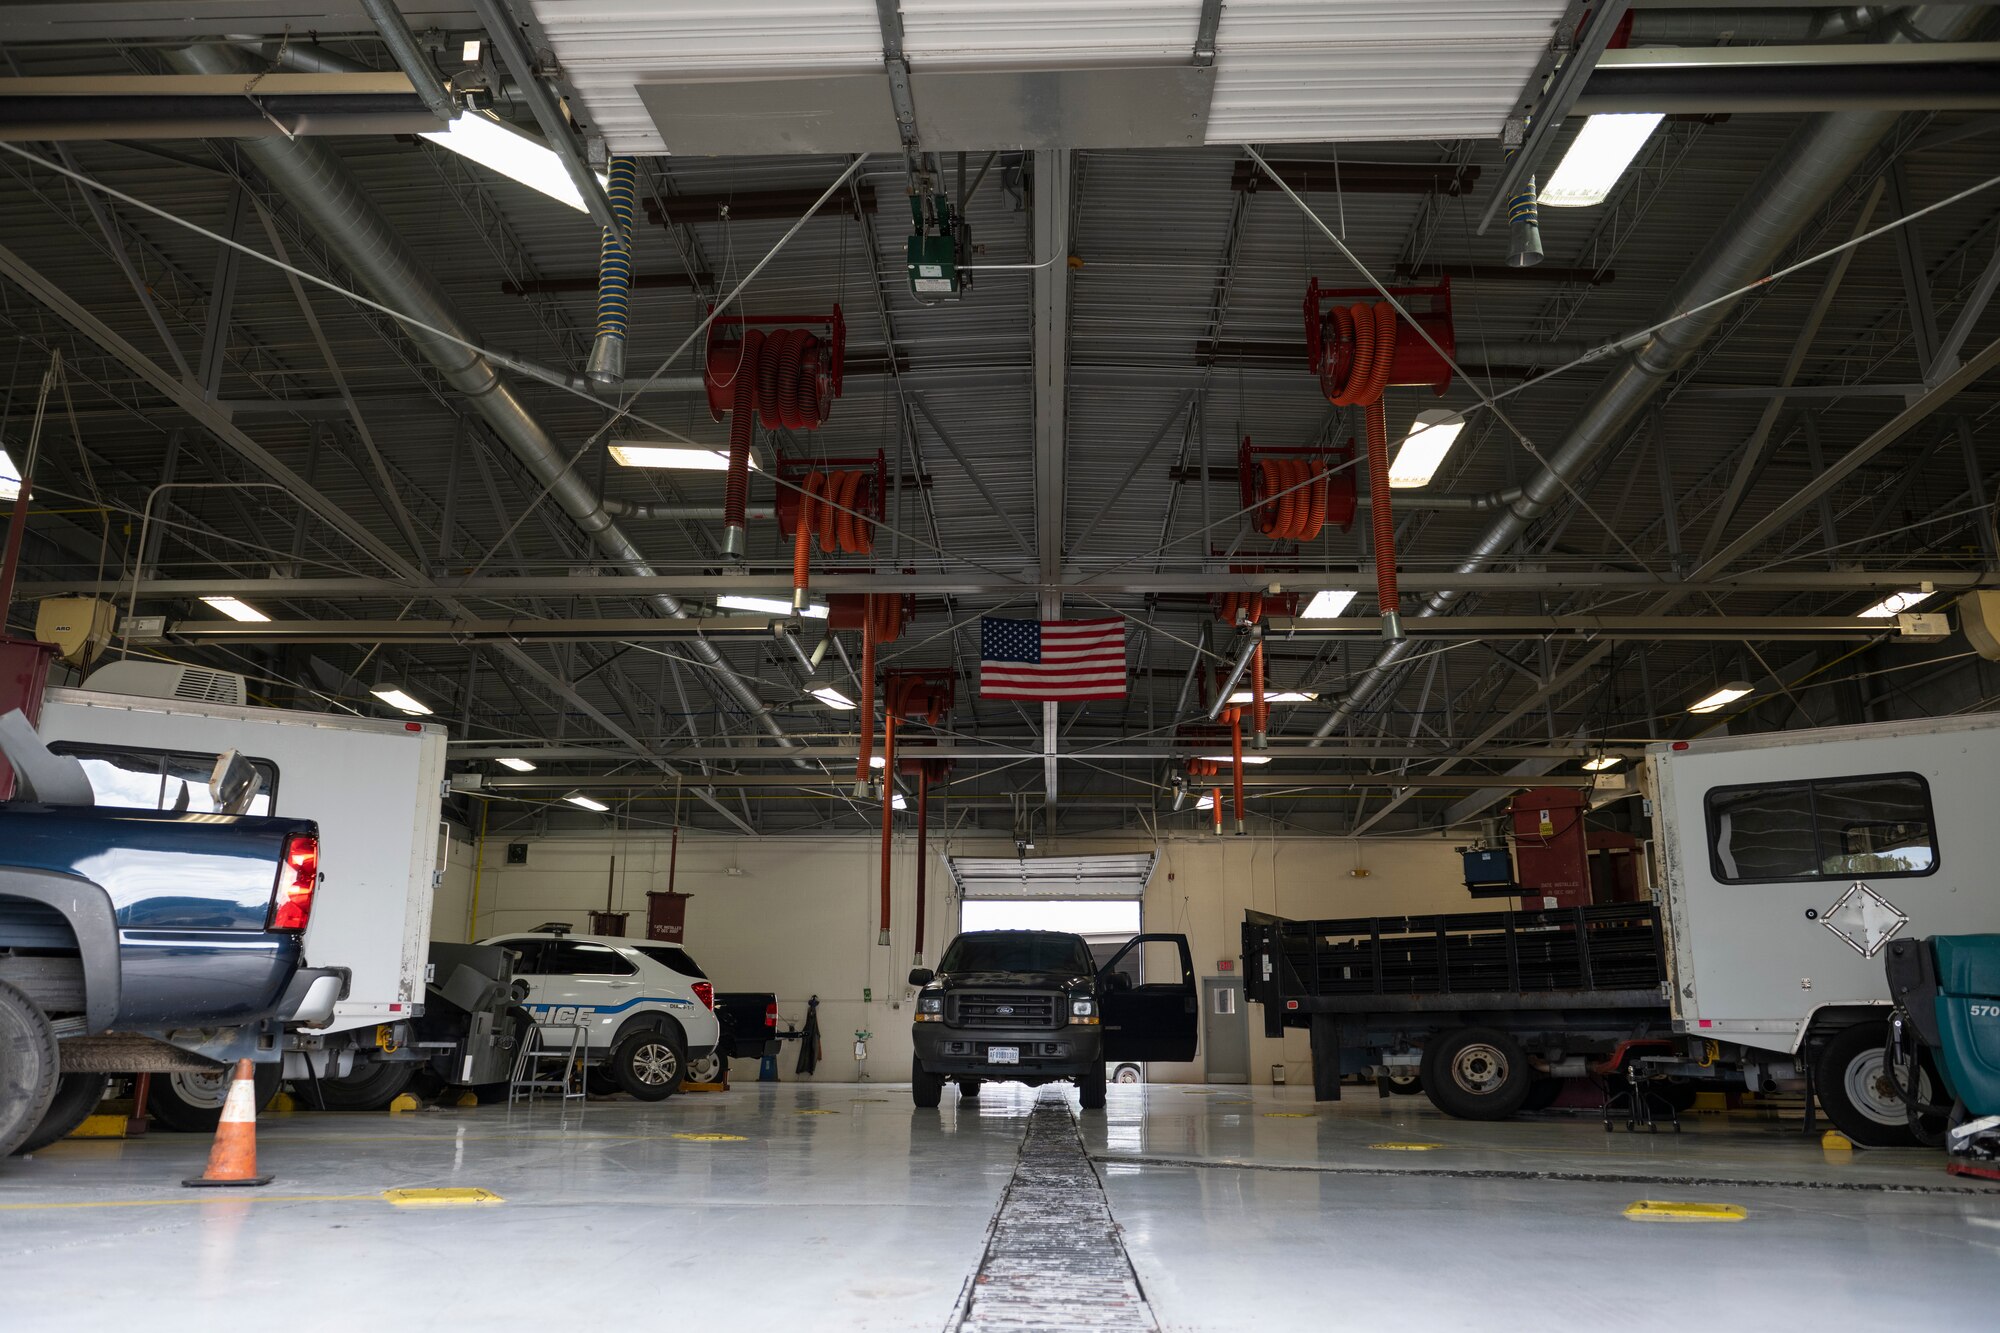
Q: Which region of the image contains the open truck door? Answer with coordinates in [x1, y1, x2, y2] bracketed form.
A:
[1098, 934, 1197, 1062]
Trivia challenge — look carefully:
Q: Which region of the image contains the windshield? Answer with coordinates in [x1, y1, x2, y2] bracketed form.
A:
[939, 933, 1094, 975]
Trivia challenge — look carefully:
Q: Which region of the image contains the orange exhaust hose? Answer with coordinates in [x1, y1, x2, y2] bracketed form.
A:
[1212, 786, 1223, 835]
[879, 709, 895, 942]
[1251, 640, 1267, 745]
[1325, 302, 1400, 627]
[856, 598, 876, 783]
[792, 471, 824, 609]
[723, 330, 764, 546]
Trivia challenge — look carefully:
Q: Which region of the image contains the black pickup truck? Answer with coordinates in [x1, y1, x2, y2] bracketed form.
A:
[0, 712, 334, 1157]
[908, 929, 1197, 1109]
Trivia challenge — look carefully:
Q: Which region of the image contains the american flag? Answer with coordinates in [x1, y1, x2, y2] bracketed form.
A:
[979, 616, 1128, 701]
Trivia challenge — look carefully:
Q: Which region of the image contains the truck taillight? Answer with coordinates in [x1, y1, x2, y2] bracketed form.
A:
[271, 833, 318, 932]
[764, 1001, 778, 1029]
[692, 981, 714, 1010]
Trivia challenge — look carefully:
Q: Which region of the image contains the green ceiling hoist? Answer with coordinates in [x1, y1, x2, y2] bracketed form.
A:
[1885, 934, 2000, 1181]
[906, 185, 968, 303]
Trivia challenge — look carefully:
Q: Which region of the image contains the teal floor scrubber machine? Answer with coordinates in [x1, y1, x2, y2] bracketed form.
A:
[1885, 934, 2000, 1181]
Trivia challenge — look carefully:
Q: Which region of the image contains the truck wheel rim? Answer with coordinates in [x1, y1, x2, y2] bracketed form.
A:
[171, 1069, 230, 1110]
[1844, 1048, 1926, 1127]
[1450, 1044, 1509, 1095]
[632, 1043, 679, 1085]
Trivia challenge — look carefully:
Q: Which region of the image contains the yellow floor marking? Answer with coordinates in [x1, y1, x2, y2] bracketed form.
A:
[1371, 1142, 1443, 1151]
[0, 1194, 379, 1212]
[1624, 1200, 1746, 1222]
[382, 1187, 504, 1207]
[672, 1132, 748, 1142]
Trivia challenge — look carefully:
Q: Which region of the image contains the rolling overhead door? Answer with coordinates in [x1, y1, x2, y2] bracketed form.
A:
[947, 853, 1156, 899]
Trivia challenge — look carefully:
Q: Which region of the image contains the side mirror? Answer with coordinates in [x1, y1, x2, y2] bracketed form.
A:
[908, 968, 935, 987]
[208, 748, 264, 815]
[1103, 971, 1134, 993]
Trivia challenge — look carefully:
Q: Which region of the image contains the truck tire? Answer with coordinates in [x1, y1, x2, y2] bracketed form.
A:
[1421, 1027, 1532, 1121]
[912, 1060, 944, 1108]
[611, 1028, 685, 1101]
[1815, 1020, 1942, 1148]
[688, 1050, 729, 1085]
[1381, 1072, 1424, 1096]
[957, 1078, 981, 1098]
[1521, 1077, 1564, 1112]
[1078, 1064, 1107, 1110]
[0, 980, 61, 1158]
[313, 1060, 415, 1112]
[12, 1074, 111, 1155]
[146, 1062, 282, 1133]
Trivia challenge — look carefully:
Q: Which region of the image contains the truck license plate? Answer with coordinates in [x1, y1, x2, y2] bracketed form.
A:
[987, 1045, 1020, 1065]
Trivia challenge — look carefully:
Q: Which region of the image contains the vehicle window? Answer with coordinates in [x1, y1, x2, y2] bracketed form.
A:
[1706, 772, 1936, 883]
[52, 742, 277, 816]
[634, 945, 707, 979]
[939, 933, 1095, 974]
[495, 938, 547, 972]
[538, 942, 637, 977]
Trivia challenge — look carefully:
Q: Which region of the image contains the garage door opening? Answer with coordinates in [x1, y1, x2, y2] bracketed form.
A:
[959, 898, 1142, 935]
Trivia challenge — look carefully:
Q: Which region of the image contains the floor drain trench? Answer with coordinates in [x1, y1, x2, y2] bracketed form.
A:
[952, 1094, 1157, 1332]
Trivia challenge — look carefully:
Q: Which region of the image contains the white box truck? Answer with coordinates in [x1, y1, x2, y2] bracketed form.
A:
[1245, 711, 2000, 1147]
[37, 665, 513, 1122]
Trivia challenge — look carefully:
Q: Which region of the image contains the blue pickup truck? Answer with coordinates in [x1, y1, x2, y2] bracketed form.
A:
[0, 710, 335, 1157]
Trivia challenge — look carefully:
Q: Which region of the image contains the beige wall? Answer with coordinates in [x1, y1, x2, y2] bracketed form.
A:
[435, 827, 1476, 1084]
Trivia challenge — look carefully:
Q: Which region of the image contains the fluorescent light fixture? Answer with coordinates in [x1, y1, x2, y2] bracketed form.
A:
[1388, 409, 1467, 489]
[811, 686, 855, 710]
[892, 793, 908, 812]
[1301, 589, 1356, 620]
[199, 595, 269, 623]
[1198, 754, 1271, 765]
[370, 686, 433, 716]
[1195, 793, 1215, 810]
[1582, 755, 1622, 772]
[497, 757, 537, 773]
[607, 443, 756, 472]
[460, 39, 482, 62]
[0, 447, 19, 501]
[1687, 681, 1753, 715]
[716, 594, 829, 619]
[1541, 113, 1664, 208]
[564, 793, 610, 812]
[869, 755, 888, 769]
[1229, 690, 1317, 704]
[1857, 589, 1930, 619]
[420, 110, 603, 213]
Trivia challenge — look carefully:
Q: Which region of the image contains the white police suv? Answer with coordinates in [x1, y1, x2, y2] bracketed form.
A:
[477, 926, 721, 1100]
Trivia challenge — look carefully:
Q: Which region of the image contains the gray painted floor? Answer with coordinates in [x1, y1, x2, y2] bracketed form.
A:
[4, 1082, 1999, 1330]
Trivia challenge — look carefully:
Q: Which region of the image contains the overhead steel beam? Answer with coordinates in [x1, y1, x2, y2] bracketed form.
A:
[1478, 0, 1633, 234]
[0, 72, 442, 138]
[1933, 228, 2000, 383]
[474, 771, 1593, 792]
[449, 742, 1600, 762]
[28, 568, 2000, 602]
[644, 186, 879, 225]
[1232, 159, 1481, 197]
[165, 614, 796, 646]
[1033, 147, 1071, 811]
[1575, 61, 2000, 114]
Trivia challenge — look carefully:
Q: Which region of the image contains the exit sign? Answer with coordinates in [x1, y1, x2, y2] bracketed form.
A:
[1217, 959, 1234, 972]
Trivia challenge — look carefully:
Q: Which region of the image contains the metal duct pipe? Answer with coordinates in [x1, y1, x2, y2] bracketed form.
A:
[358, 0, 457, 123]
[1356, 488, 1524, 512]
[599, 502, 778, 521]
[232, 39, 372, 75]
[1626, 6, 1893, 44]
[168, 43, 800, 752]
[1314, 3, 1987, 742]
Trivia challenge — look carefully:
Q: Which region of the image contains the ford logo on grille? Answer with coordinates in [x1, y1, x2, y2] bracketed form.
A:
[995, 1005, 1015, 1015]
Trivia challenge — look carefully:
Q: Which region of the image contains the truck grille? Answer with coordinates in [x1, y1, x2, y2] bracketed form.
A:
[951, 992, 1059, 1030]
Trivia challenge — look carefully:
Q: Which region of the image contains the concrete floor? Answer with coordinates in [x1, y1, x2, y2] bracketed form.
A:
[5, 1082, 1999, 1331]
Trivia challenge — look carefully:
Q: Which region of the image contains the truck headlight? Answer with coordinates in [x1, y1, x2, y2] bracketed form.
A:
[1071, 997, 1095, 1018]
[916, 992, 944, 1021]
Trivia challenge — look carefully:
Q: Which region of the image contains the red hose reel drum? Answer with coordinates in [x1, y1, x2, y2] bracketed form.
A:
[828, 592, 915, 641]
[885, 669, 955, 726]
[1303, 278, 1455, 398]
[774, 452, 886, 543]
[702, 305, 847, 424]
[1237, 437, 1356, 539]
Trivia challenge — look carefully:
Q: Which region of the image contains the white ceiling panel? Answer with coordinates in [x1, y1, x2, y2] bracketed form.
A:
[534, 0, 1565, 154]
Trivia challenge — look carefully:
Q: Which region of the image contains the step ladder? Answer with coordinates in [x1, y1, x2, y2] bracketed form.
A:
[509, 1022, 588, 1108]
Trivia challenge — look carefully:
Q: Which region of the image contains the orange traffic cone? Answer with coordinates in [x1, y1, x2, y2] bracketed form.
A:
[182, 1059, 274, 1188]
